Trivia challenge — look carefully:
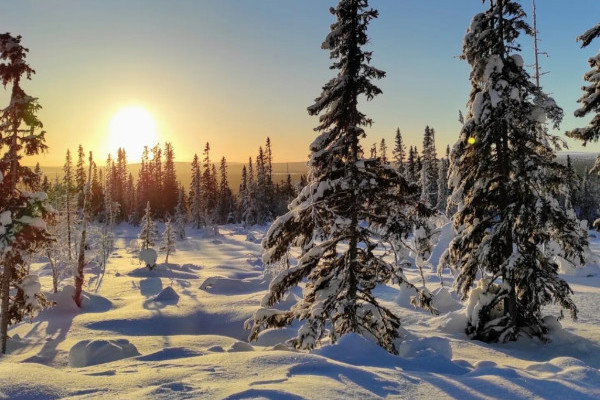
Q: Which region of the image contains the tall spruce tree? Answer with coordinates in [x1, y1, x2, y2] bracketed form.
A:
[63, 149, 74, 260]
[189, 154, 203, 228]
[566, 22, 600, 147]
[379, 138, 388, 164]
[160, 218, 176, 264]
[447, 0, 587, 342]
[139, 201, 157, 251]
[75, 144, 86, 213]
[0, 33, 53, 353]
[420, 126, 438, 207]
[248, 0, 434, 354]
[392, 128, 405, 173]
[162, 142, 179, 218]
[174, 186, 187, 240]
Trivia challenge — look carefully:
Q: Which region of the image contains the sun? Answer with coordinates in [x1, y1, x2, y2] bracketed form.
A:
[108, 106, 158, 162]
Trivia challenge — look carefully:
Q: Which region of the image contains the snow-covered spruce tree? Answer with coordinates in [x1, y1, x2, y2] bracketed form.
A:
[247, 0, 435, 354]
[162, 142, 179, 218]
[447, 0, 587, 343]
[436, 146, 450, 214]
[138, 201, 157, 251]
[566, 22, 600, 227]
[189, 154, 203, 228]
[75, 144, 86, 214]
[419, 126, 438, 207]
[242, 157, 259, 226]
[392, 128, 405, 174]
[63, 149, 74, 260]
[160, 218, 176, 264]
[174, 187, 187, 240]
[0, 33, 53, 353]
[566, 22, 600, 147]
[73, 152, 93, 308]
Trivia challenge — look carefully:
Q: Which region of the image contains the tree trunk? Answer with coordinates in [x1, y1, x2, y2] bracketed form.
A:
[1, 262, 12, 354]
[73, 153, 93, 308]
[1, 102, 21, 353]
[47, 250, 58, 293]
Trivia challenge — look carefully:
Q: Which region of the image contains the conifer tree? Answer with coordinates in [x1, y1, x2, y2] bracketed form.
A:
[124, 172, 135, 223]
[73, 152, 93, 308]
[150, 144, 163, 217]
[566, 22, 600, 148]
[436, 145, 450, 214]
[420, 126, 438, 206]
[112, 148, 127, 220]
[242, 157, 258, 226]
[238, 165, 248, 223]
[406, 146, 417, 183]
[392, 128, 406, 173]
[189, 154, 203, 228]
[75, 144, 86, 213]
[379, 138, 388, 164]
[89, 161, 104, 218]
[139, 201, 157, 251]
[217, 156, 233, 224]
[162, 142, 179, 218]
[174, 186, 187, 240]
[0, 33, 53, 353]
[32, 162, 42, 191]
[248, 0, 434, 354]
[63, 149, 74, 260]
[135, 146, 151, 222]
[161, 218, 176, 264]
[447, 0, 587, 342]
[255, 146, 273, 224]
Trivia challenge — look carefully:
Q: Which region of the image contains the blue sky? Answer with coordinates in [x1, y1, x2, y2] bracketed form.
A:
[2, 0, 600, 164]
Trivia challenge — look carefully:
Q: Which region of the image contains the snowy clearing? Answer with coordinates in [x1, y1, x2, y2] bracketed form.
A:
[1, 223, 599, 400]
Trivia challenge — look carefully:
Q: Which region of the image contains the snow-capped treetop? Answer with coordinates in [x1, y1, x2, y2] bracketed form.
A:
[567, 21, 600, 145]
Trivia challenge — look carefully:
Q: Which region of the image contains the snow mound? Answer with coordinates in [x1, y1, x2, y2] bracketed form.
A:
[47, 285, 81, 311]
[46, 285, 112, 312]
[254, 327, 298, 347]
[313, 333, 400, 367]
[69, 339, 140, 367]
[397, 337, 471, 375]
[528, 357, 600, 382]
[431, 310, 468, 335]
[153, 286, 179, 303]
[139, 248, 158, 268]
[228, 341, 254, 352]
[397, 336, 452, 359]
[431, 287, 462, 313]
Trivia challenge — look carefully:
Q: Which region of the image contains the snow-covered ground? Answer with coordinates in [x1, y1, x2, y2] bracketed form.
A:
[1, 224, 599, 399]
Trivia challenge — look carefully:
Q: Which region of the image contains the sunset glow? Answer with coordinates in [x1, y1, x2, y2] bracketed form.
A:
[108, 106, 158, 162]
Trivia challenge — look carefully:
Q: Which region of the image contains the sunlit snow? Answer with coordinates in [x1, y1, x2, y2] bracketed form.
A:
[1, 223, 599, 399]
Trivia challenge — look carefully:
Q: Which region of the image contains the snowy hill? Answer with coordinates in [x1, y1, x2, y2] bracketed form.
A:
[1, 223, 599, 399]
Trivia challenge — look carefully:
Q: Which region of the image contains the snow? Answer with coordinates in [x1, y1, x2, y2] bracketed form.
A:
[138, 248, 158, 268]
[1, 223, 599, 399]
[0, 210, 11, 226]
[17, 275, 42, 310]
[69, 339, 140, 367]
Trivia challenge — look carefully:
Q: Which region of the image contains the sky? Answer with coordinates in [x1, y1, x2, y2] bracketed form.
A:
[2, 0, 600, 166]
